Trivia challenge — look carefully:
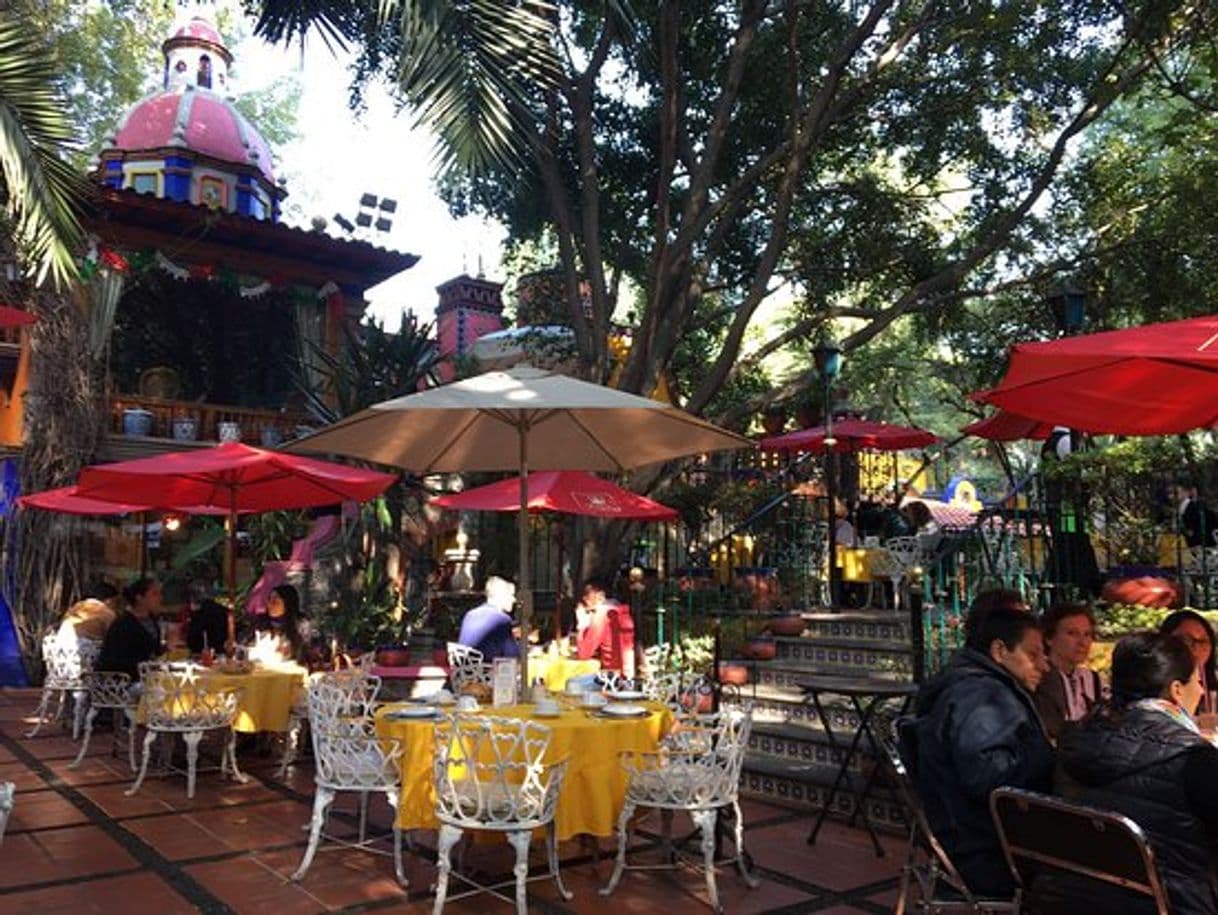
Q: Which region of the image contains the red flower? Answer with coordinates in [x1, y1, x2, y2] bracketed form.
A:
[99, 248, 129, 272]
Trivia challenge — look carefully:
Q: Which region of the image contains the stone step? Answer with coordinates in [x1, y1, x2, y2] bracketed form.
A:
[729, 685, 914, 739]
[738, 753, 905, 832]
[772, 640, 912, 677]
[756, 663, 912, 692]
[796, 611, 913, 643]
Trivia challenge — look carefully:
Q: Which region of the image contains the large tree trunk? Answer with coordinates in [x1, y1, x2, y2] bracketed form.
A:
[2, 285, 106, 679]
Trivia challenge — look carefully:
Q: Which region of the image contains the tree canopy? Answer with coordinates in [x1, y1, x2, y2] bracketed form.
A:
[251, 1, 1216, 436]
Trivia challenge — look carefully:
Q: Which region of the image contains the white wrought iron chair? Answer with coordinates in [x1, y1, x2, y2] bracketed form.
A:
[642, 643, 672, 681]
[0, 781, 12, 845]
[291, 671, 406, 886]
[601, 704, 758, 914]
[126, 662, 245, 799]
[446, 642, 493, 692]
[70, 671, 139, 771]
[432, 714, 570, 915]
[869, 536, 923, 611]
[27, 633, 101, 739]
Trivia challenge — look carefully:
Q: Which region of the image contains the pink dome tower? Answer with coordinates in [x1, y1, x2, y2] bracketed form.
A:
[94, 14, 285, 222]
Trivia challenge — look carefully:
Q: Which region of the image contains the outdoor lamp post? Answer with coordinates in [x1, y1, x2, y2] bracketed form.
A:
[813, 340, 843, 607]
[1046, 281, 1087, 335]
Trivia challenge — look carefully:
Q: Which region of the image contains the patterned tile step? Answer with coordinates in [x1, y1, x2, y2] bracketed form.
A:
[772, 641, 912, 676]
[740, 754, 905, 831]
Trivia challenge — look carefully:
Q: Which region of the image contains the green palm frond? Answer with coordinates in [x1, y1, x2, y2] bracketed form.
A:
[246, 0, 369, 51]
[0, 18, 87, 289]
[380, 0, 562, 178]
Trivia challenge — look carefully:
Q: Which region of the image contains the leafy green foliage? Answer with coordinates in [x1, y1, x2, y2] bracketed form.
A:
[0, 15, 88, 288]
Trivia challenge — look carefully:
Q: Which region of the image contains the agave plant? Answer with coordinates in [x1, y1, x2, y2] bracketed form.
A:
[0, 17, 87, 288]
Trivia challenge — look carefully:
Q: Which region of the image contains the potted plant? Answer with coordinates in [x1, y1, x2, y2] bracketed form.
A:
[172, 412, 198, 441]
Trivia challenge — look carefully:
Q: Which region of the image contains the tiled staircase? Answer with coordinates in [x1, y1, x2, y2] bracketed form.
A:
[726, 611, 914, 831]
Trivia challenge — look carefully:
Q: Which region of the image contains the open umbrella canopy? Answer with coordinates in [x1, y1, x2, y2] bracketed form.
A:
[17, 485, 232, 516]
[759, 418, 938, 453]
[432, 470, 678, 521]
[974, 314, 1218, 435]
[0, 305, 36, 328]
[288, 365, 749, 685]
[286, 364, 752, 473]
[75, 442, 397, 512]
[960, 410, 1053, 442]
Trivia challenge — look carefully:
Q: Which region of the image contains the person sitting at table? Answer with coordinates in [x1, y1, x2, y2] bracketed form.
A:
[576, 577, 636, 680]
[1160, 609, 1218, 715]
[184, 579, 231, 656]
[457, 575, 520, 660]
[253, 584, 307, 663]
[1033, 602, 1104, 742]
[56, 582, 120, 644]
[833, 498, 857, 547]
[911, 602, 1053, 898]
[97, 578, 164, 680]
[1051, 632, 1218, 915]
[901, 499, 942, 553]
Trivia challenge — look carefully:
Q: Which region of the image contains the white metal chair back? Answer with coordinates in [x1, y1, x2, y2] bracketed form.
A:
[291, 671, 406, 885]
[126, 661, 245, 799]
[642, 643, 671, 680]
[27, 633, 102, 738]
[432, 713, 571, 913]
[139, 663, 241, 732]
[447, 641, 493, 691]
[43, 633, 101, 687]
[644, 671, 686, 707]
[306, 670, 382, 734]
[70, 671, 140, 771]
[602, 704, 757, 911]
[0, 781, 12, 845]
[434, 714, 565, 831]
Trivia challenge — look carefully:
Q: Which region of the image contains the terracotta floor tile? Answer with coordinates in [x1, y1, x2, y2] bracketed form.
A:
[43, 754, 134, 787]
[123, 811, 236, 861]
[0, 759, 50, 793]
[133, 774, 285, 812]
[4, 788, 90, 832]
[75, 781, 174, 819]
[0, 871, 195, 914]
[0, 824, 139, 888]
[184, 855, 328, 914]
[184, 799, 315, 853]
[253, 844, 412, 908]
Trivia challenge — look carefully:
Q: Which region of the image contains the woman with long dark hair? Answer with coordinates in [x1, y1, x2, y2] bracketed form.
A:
[254, 584, 306, 663]
[1053, 633, 1218, 914]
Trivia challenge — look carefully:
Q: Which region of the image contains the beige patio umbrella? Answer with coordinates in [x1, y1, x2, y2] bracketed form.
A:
[286, 364, 752, 685]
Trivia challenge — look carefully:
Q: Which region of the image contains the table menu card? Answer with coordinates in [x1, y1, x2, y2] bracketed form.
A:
[493, 658, 519, 708]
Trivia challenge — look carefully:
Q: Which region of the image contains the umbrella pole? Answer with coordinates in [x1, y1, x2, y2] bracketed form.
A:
[518, 428, 531, 692]
[139, 511, 148, 578]
[225, 498, 237, 652]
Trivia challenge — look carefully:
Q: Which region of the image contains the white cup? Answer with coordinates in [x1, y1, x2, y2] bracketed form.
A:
[536, 699, 559, 715]
[582, 692, 607, 709]
[456, 695, 479, 712]
[565, 679, 585, 696]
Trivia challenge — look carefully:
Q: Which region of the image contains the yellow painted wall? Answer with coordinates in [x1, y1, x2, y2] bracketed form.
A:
[0, 334, 30, 446]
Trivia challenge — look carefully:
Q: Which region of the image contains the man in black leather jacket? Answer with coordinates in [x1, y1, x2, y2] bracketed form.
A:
[911, 604, 1054, 896]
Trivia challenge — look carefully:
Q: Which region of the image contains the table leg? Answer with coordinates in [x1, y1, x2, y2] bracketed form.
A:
[806, 689, 868, 849]
[841, 697, 887, 856]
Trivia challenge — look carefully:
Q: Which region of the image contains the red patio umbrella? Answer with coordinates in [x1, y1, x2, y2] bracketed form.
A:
[74, 443, 398, 610]
[0, 306, 36, 328]
[431, 470, 678, 520]
[433, 470, 677, 640]
[974, 314, 1218, 435]
[759, 418, 938, 453]
[960, 410, 1053, 442]
[17, 484, 234, 516]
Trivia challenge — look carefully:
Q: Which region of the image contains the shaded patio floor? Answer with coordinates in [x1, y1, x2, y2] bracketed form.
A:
[0, 687, 902, 914]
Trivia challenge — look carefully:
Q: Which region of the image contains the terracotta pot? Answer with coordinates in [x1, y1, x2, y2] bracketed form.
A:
[375, 647, 411, 667]
[718, 662, 750, 686]
[741, 637, 777, 660]
[766, 614, 806, 637]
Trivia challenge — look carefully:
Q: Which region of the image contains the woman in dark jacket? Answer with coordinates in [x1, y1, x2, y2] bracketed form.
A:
[1054, 632, 1218, 915]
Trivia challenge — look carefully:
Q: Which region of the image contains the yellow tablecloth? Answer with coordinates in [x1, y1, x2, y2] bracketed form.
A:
[1159, 533, 1188, 568]
[837, 546, 879, 583]
[375, 701, 672, 840]
[525, 655, 600, 692]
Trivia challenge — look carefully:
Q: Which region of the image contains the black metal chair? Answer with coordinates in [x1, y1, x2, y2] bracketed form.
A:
[887, 718, 1020, 914]
[990, 787, 1171, 915]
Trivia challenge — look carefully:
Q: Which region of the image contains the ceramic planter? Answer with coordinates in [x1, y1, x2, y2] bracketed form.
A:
[122, 408, 153, 437]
